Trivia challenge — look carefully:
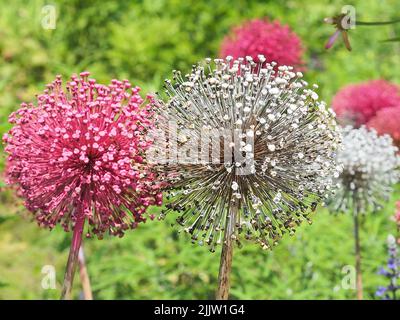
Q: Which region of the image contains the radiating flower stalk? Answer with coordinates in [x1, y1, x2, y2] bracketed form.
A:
[3, 73, 163, 299]
[328, 126, 400, 300]
[376, 235, 399, 300]
[332, 80, 400, 128]
[151, 56, 341, 299]
[78, 246, 93, 300]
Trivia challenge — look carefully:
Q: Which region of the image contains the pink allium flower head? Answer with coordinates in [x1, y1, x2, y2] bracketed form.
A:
[3, 72, 163, 237]
[367, 107, 400, 148]
[220, 18, 304, 70]
[332, 80, 400, 127]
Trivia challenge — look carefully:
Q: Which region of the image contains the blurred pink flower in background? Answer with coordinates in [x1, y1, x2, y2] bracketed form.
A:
[332, 80, 400, 127]
[220, 18, 304, 70]
[3, 72, 163, 238]
[367, 107, 400, 148]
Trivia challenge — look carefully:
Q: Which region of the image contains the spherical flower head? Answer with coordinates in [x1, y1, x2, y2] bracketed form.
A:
[220, 18, 304, 70]
[332, 80, 400, 127]
[3, 72, 163, 237]
[375, 234, 400, 300]
[329, 126, 400, 215]
[153, 57, 341, 251]
[367, 107, 400, 148]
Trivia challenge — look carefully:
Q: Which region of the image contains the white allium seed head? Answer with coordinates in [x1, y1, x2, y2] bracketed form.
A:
[328, 126, 400, 214]
[153, 57, 342, 251]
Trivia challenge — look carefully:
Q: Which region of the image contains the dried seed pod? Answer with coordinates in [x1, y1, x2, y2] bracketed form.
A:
[152, 57, 341, 251]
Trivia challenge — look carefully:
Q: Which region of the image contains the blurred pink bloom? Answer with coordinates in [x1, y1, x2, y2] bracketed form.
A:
[332, 80, 400, 127]
[367, 107, 400, 147]
[3, 72, 163, 237]
[325, 30, 341, 50]
[394, 201, 400, 244]
[395, 202, 400, 224]
[220, 18, 304, 70]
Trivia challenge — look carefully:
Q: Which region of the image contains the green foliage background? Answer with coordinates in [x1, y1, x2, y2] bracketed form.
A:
[0, 0, 399, 299]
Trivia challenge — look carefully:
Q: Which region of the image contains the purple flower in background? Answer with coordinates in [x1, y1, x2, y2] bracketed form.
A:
[376, 235, 399, 300]
[378, 267, 390, 276]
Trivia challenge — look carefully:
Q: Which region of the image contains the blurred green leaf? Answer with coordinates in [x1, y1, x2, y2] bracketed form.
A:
[1, 0, 400, 300]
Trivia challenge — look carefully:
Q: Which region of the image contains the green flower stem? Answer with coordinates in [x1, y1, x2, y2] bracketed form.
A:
[216, 203, 238, 300]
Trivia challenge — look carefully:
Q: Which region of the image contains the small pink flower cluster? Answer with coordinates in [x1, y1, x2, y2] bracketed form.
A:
[367, 107, 400, 148]
[220, 18, 304, 70]
[332, 80, 400, 127]
[395, 202, 400, 226]
[3, 72, 162, 237]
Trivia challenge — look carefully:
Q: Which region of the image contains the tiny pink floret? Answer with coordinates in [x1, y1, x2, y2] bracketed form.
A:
[332, 80, 400, 127]
[220, 18, 304, 70]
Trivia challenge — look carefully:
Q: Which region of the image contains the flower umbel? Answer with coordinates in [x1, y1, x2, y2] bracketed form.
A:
[328, 126, 400, 215]
[220, 19, 304, 70]
[3, 72, 162, 238]
[154, 56, 341, 252]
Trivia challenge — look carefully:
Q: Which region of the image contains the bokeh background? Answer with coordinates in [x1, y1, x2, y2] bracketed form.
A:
[1, 0, 400, 299]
